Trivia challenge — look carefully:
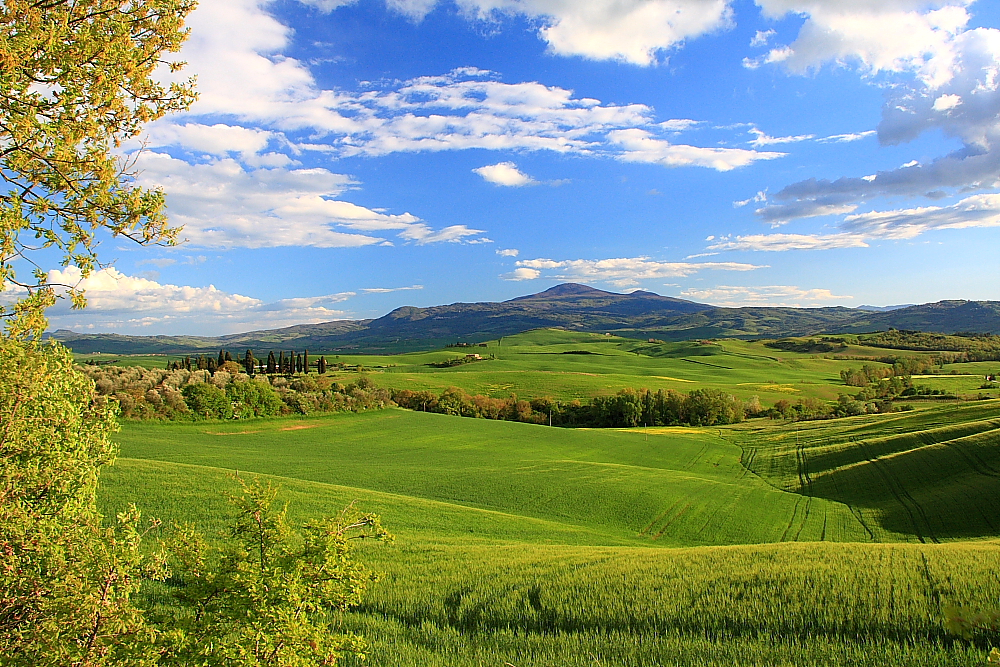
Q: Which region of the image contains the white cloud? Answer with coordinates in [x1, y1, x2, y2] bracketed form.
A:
[141, 122, 278, 159]
[496, 248, 520, 256]
[932, 93, 963, 111]
[755, 1, 971, 88]
[501, 267, 542, 281]
[135, 152, 486, 247]
[479, 0, 734, 66]
[679, 284, 851, 307]
[817, 130, 877, 143]
[359, 285, 424, 293]
[751, 29, 776, 48]
[473, 162, 536, 186]
[710, 193, 1000, 253]
[754, 12, 1000, 224]
[42, 267, 358, 335]
[151, 4, 774, 171]
[734, 190, 767, 207]
[514, 256, 764, 287]
[298, 0, 734, 66]
[840, 192, 1000, 238]
[707, 232, 870, 252]
[748, 127, 815, 147]
[610, 128, 784, 171]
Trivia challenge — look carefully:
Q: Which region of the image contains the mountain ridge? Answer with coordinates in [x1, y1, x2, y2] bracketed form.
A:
[49, 284, 1000, 354]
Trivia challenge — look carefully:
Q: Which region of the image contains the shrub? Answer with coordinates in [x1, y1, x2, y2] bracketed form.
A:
[182, 383, 233, 419]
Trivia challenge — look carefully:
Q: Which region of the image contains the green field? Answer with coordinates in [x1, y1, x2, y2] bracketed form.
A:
[95, 331, 1000, 665]
[87, 328, 966, 405]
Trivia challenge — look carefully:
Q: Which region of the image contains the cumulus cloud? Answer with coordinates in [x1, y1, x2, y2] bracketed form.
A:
[135, 152, 485, 247]
[679, 284, 851, 307]
[609, 128, 783, 171]
[501, 267, 542, 281]
[473, 162, 536, 186]
[754, 0, 971, 88]
[754, 10, 1000, 225]
[513, 256, 763, 287]
[308, 0, 733, 65]
[42, 267, 358, 335]
[463, 0, 734, 66]
[148, 3, 779, 172]
[496, 248, 520, 256]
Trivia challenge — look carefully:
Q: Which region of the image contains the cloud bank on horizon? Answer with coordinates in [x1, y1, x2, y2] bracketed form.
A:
[25, 0, 1000, 334]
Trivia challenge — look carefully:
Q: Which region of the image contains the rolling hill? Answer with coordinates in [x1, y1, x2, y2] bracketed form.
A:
[49, 283, 1000, 354]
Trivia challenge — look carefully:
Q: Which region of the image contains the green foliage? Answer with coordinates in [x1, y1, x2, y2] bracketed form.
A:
[0, 0, 195, 324]
[0, 338, 164, 666]
[182, 383, 233, 420]
[155, 477, 391, 666]
[227, 379, 283, 419]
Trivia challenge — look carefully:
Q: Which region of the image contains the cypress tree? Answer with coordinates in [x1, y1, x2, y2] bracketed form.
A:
[225, 350, 233, 362]
[303, 350, 309, 374]
[318, 356, 327, 374]
[184, 356, 191, 371]
[197, 355, 207, 371]
[267, 351, 276, 374]
[218, 349, 225, 367]
[244, 350, 255, 375]
[207, 357, 217, 374]
[296, 354, 302, 374]
[278, 351, 285, 374]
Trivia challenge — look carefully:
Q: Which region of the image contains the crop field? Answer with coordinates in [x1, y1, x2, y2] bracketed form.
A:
[93, 331, 1000, 666]
[734, 400, 1000, 543]
[85, 329, 945, 404]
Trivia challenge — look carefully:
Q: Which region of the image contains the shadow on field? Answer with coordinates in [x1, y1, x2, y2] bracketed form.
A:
[803, 426, 1000, 542]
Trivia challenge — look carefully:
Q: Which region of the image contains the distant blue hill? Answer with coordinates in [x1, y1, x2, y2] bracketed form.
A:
[856, 304, 916, 312]
[49, 284, 1000, 354]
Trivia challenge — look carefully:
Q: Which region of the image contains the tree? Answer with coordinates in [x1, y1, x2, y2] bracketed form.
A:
[303, 349, 309, 374]
[267, 350, 277, 374]
[227, 380, 283, 419]
[0, 0, 196, 331]
[182, 383, 233, 419]
[1, 1, 196, 661]
[0, 337, 165, 665]
[318, 356, 327, 374]
[156, 478, 391, 665]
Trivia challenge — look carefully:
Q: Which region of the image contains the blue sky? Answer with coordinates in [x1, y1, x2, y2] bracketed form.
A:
[37, 0, 1000, 334]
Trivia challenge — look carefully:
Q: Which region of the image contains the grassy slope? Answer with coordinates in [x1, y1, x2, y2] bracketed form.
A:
[96, 334, 1000, 665]
[734, 400, 1000, 542]
[107, 409, 868, 546]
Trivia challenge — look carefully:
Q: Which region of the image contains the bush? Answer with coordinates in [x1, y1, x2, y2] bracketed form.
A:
[182, 383, 233, 419]
[227, 379, 283, 419]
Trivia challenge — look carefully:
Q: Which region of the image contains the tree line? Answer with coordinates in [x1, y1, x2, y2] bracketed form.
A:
[166, 349, 337, 375]
[391, 386, 756, 427]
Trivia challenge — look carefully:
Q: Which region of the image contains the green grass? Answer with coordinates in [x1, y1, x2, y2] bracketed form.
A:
[734, 400, 1000, 542]
[74, 352, 170, 368]
[82, 328, 968, 406]
[106, 409, 869, 546]
[94, 330, 1000, 666]
[319, 329, 913, 404]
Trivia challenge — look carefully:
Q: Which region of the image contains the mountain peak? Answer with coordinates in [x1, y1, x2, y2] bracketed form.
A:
[511, 283, 615, 300]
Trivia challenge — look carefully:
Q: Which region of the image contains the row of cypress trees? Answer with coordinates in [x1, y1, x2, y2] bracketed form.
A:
[167, 349, 331, 375]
